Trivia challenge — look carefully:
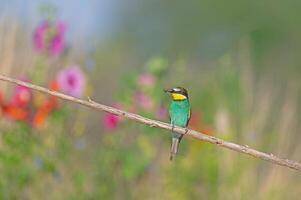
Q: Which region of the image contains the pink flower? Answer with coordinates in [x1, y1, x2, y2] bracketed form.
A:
[103, 114, 120, 129]
[57, 66, 86, 97]
[33, 20, 66, 56]
[102, 103, 122, 129]
[11, 85, 32, 107]
[137, 73, 156, 87]
[135, 92, 154, 110]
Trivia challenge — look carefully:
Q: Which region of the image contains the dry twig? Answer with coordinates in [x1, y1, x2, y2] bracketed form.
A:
[0, 74, 300, 171]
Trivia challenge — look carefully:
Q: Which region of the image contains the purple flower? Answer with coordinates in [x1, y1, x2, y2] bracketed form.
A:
[137, 73, 156, 87]
[33, 20, 66, 56]
[33, 21, 48, 51]
[49, 32, 64, 56]
[57, 66, 86, 97]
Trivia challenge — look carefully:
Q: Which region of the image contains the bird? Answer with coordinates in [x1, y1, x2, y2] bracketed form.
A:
[164, 87, 191, 160]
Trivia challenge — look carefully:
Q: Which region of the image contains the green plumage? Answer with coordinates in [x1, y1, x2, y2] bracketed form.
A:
[169, 98, 190, 160]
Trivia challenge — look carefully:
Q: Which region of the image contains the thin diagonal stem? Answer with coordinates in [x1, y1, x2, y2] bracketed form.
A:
[0, 74, 300, 171]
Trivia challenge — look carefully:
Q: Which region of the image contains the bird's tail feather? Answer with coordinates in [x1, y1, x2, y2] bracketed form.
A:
[170, 138, 179, 161]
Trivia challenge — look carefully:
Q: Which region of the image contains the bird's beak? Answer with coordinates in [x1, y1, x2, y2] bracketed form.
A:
[164, 88, 173, 93]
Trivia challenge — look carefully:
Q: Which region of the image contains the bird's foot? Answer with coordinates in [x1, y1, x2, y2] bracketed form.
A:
[184, 128, 189, 135]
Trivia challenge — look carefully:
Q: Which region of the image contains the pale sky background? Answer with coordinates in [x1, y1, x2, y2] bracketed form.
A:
[0, 0, 121, 44]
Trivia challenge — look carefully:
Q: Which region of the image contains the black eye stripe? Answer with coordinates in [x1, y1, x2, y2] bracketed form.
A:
[172, 89, 188, 97]
[169, 87, 188, 98]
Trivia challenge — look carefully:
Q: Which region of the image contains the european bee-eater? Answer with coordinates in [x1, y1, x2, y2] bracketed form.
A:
[164, 87, 191, 160]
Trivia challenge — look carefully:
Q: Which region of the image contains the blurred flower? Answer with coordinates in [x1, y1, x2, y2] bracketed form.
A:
[135, 92, 154, 110]
[2, 104, 29, 121]
[103, 114, 120, 129]
[33, 21, 48, 51]
[48, 80, 60, 108]
[0, 90, 4, 105]
[137, 73, 156, 88]
[49, 79, 60, 91]
[0, 87, 29, 121]
[11, 85, 32, 107]
[57, 66, 86, 97]
[33, 80, 59, 108]
[188, 112, 213, 135]
[32, 98, 56, 128]
[49, 32, 64, 56]
[103, 103, 122, 130]
[32, 80, 60, 128]
[33, 20, 66, 56]
[188, 112, 201, 130]
[156, 106, 168, 119]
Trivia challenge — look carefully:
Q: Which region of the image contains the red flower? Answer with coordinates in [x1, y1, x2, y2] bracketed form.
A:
[188, 112, 213, 135]
[48, 80, 60, 108]
[0, 88, 30, 121]
[32, 100, 54, 128]
[2, 104, 29, 121]
[32, 80, 60, 128]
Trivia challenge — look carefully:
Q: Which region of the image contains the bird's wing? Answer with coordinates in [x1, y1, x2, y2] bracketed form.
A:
[179, 108, 191, 143]
[186, 108, 191, 126]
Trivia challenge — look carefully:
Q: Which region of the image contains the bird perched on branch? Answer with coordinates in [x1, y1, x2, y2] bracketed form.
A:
[164, 87, 191, 160]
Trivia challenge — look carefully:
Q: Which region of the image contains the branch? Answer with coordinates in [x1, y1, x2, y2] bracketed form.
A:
[0, 74, 300, 172]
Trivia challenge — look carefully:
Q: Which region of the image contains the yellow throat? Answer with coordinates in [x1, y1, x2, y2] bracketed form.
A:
[171, 93, 187, 100]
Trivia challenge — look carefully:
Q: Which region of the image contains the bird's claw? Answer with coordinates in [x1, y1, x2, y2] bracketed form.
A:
[184, 128, 189, 135]
[171, 125, 175, 132]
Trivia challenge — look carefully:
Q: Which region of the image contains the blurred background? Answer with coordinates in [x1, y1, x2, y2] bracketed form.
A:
[0, 0, 300, 199]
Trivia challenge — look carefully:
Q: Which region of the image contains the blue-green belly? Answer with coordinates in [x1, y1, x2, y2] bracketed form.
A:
[169, 99, 190, 139]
